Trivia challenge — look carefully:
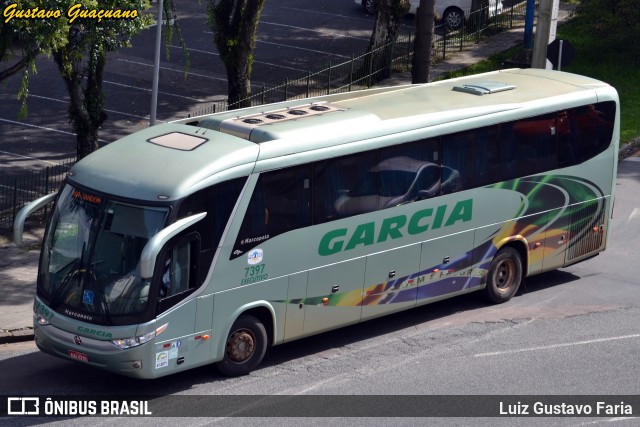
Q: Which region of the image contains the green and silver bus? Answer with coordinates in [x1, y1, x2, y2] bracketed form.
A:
[15, 69, 619, 378]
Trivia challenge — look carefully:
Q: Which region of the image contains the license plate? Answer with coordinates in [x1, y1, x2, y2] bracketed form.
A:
[68, 350, 89, 363]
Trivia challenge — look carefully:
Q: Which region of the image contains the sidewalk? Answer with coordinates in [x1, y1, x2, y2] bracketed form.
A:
[0, 2, 581, 345]
[0, 228, 43, 343]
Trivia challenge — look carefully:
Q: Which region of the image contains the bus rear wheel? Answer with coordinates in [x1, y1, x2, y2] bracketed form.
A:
[217, 314, 267, 377]
[484, 247, 522, 303]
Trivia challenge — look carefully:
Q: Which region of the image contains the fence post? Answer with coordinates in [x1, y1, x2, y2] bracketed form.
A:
[406, 31, 412, 67]
[11, 178, 17, 231]
[327, 62, 332, 95]
[510, 4, 514, 28]
[44, 166, 50, 221]
[388, 39, 395, 77]
[284, 78, 289, 101]
[442, 29, 447, 59]
[306, 70, 311, 98]
[349, 55, 354, 92]
[367, 51, 373, 87]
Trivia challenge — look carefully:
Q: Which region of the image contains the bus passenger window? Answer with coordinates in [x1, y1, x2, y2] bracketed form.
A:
[233, 165, 311, 256]
[441, 127, 499, 192]
[378, 138, 440, 205]
[569, 102, 616, 163]
[313, 151, 377, 222]
[501, 114, 557, 180]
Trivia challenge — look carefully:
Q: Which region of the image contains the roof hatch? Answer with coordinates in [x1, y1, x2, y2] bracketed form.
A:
[452, 81, 516, 96]
[148, 132, 208, 151]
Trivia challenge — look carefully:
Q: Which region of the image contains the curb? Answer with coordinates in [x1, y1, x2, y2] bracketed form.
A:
[0, 327, 34, 345]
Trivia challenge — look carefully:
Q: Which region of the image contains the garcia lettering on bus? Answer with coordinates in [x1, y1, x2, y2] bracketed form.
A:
[318, 199, 473, 256]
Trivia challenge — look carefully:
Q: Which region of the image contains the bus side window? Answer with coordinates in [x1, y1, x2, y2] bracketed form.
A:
[233, 165, 311, 256]
[378, 138, 440, 205]
[441, 126, 499, 193]
[313, 151, 378, 222]
[501, 114, 557, 180]
[571, 102, 616, 163]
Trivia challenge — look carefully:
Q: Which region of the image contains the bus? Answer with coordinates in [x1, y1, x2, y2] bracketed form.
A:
[15, 68, 619, 379]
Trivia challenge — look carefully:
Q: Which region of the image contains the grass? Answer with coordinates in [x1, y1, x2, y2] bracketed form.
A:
[557, 16, 640, 145]
[433, 2, 640, 145]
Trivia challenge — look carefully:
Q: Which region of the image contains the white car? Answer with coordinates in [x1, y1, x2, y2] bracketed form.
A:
[356, 0, 503, 30]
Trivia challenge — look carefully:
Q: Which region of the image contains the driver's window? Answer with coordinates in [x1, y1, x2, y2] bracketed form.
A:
[159, 238, 196, 300]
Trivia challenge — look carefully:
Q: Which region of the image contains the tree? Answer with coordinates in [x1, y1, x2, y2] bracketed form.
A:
[1, 1, 69, 117]
[52, 1, 152, 159]
[364, 0, 410, 84]
[207, 0, 266, 109]
[411, 0, 436, 84]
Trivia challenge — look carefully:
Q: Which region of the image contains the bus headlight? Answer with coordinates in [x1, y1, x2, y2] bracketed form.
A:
[111, 323, 168, 349]
[35, 314, 50, 326]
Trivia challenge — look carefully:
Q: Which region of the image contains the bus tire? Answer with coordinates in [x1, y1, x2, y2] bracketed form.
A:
[217, 314, 267, 377]
[484, 246, 522, 304]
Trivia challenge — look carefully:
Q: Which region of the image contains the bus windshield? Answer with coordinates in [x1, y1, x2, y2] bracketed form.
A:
[38, 184, 169, 322]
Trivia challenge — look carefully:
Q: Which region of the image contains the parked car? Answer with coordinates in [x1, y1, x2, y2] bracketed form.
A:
[356, 0, 503, 31]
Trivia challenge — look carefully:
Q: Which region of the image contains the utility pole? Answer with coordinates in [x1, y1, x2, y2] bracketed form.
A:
[150, 0, 164, 126]
[532, 0, 559, 69]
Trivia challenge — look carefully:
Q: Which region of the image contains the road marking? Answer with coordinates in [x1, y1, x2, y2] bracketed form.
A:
[259, 20, 370, 41]
[168, 44, 309, 72]
[117, 58, 231, 83]
[629, 208, 640, 220]
[0, 149, 60, 166]
[279, 6, 374, 24]
[473, 333, 640, 358]
[103, 79, 206, 103]
[0, 117, 110, 144]
[256, 39, 350, 59]
[28, 94, 151, 121]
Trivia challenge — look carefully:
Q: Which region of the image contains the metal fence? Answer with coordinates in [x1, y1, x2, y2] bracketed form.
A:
[0, 159, 74, 233]
[185, 0, 529, 117]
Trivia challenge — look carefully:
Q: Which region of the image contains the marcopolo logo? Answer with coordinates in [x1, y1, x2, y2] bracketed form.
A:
[318, 199, 473, 256]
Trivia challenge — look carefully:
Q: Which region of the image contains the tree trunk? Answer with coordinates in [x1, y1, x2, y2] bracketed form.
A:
[412, 0, 436, 84]
[54, 42, 107, 160]
[209, 0, 265, 109]
[363, 0, 410, 84]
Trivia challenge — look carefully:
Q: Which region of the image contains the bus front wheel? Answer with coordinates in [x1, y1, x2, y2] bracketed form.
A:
[217, 314, 267, 376]
[484, 247, 522, 303]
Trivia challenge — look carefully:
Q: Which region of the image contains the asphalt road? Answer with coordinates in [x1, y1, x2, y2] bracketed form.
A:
[1, 157, 639, 426]
[0, 0, 396, 179]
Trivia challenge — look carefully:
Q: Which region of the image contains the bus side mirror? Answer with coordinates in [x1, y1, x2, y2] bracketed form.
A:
[13, 192, 58, 246]
[139, 212, 206, 279]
